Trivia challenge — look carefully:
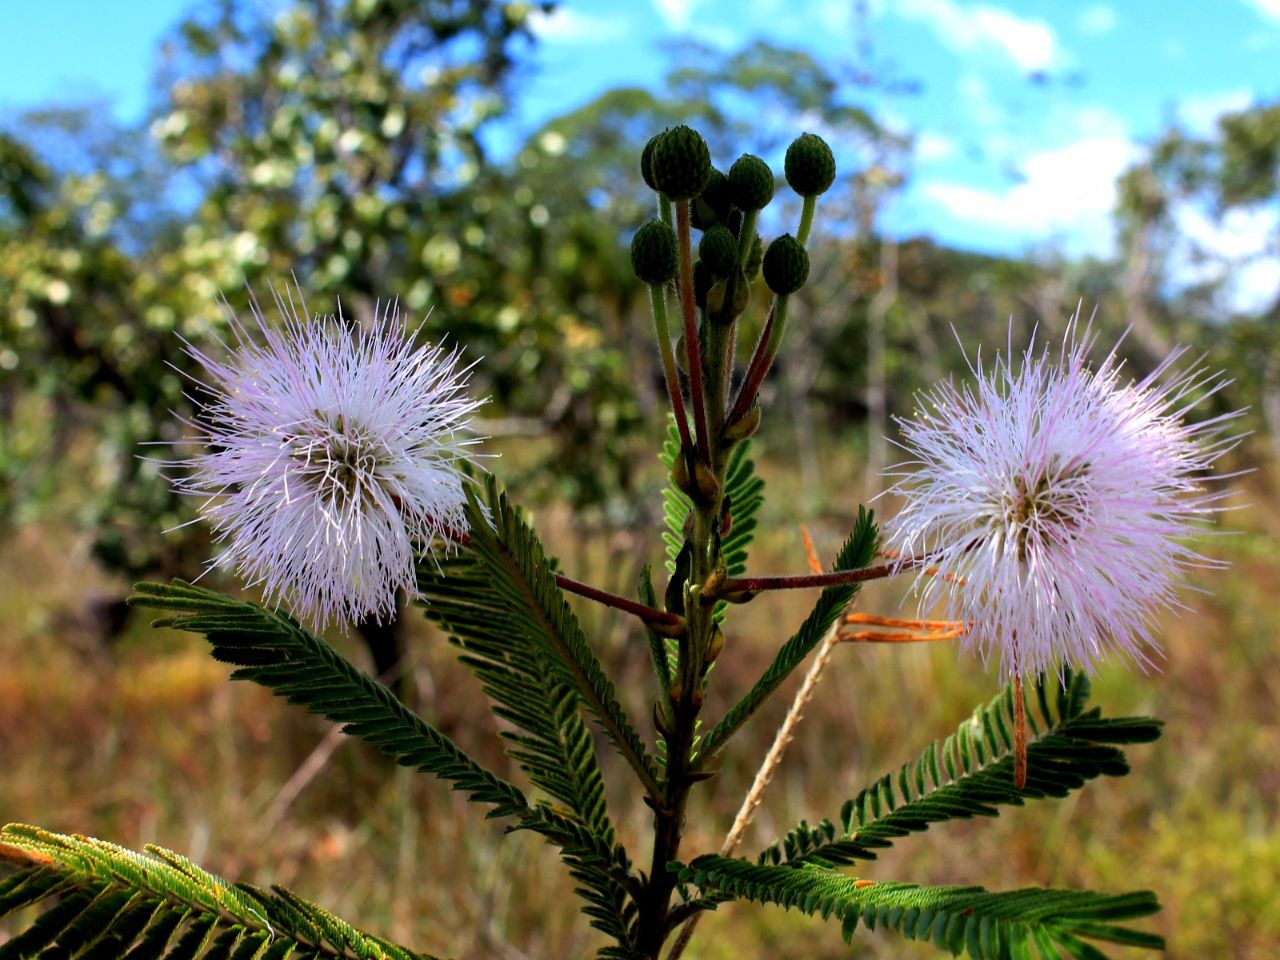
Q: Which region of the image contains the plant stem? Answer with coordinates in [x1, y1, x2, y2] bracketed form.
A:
[718, 555, 927, 594]
[649, 282, 694, 455]
[736, 208, 759, 269]
[554, 573, 684, 630]
[675, 199, 711, 464]
[666, 614, 845, 960]
[637, 300, 734, 956]
[1013, 679, 1028, 789]
[796, 194, 817, 246]
[726, 296, 784, 427]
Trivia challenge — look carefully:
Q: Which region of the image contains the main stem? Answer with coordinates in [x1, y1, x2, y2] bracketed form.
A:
[636, 258, 733, 960]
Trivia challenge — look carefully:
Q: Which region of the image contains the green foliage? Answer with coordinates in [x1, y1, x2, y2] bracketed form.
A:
[758, 673, 1163, 867]
[679, 854, 1164, 959]
[417, 472, 657, 953]
[419, 545, 614, 834]
[696, 508, 877, 765]
[127, 580, 528, 818]
[661, 425, 766, 584]
[435, 472, 657, 793]
[128, 575, 643, 956]
[639, 564, 675, 691]
[0, 823, 439, 959]
[507, 806, 641, 958]
[1217, 103, 1280, 206]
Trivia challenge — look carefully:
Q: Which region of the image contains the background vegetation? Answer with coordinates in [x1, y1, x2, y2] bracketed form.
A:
[1, 1, 1276, 956]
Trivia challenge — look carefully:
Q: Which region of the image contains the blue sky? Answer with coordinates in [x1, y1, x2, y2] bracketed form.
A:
[3, 0, 1279, 304]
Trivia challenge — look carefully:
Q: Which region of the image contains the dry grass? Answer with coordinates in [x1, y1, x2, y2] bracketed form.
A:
[2, 438, 1278, 958]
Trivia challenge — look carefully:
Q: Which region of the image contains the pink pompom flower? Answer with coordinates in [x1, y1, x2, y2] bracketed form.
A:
[883, 320, 1240, 680]
[171, 290, 481, 629]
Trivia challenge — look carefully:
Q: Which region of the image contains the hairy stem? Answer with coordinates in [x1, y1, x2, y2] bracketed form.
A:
[637, 290, 735, 955]
[675, 199, 711, 463]
[649, 283, 694, 455]
[726, 298, 781, 426]
[796, 194, 817, 246]
[555, 573, 684, 630]
[718, 555, 927, 594]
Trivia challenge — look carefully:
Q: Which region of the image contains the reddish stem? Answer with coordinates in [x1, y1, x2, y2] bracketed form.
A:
[718, 555, 928, 594]
[555, 573, 684, 629]
[675, 199, 711, 463]
[726, 299, 778, 426]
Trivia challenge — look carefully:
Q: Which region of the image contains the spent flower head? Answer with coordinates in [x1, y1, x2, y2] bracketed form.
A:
[171, 289, 481, 629]
[884, 319, 1240, 680]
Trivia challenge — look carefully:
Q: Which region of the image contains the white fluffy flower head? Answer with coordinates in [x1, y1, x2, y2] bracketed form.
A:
[174, 290, 481, 628]
[884, 320, 1238, 680]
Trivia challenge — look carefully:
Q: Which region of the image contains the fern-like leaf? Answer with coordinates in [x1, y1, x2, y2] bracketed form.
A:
[508, 807, 641, 958]
[434, 473, 659, 798]
[680, 854, 1165, 958]
[661, 426, 765, 584]
[128, 580, 528, 819]
[418, 548, 614, 838]
[758, 672, 1162, 867]
[638, 565, 674, 691]
[697, 508, 878, 765]
[0, 823, 440, 959]
[416, 474, 649, 954]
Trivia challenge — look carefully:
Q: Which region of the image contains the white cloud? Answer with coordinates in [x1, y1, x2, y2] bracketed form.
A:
[896, 0, 1061, 72]
[920, 133, 1141, 254]
[958, 71, 1005, 130]
[1171, 203, 1280, 311]
[654, 0, 698, 30]
[527, 8, 628, 43]
[1240, 0, 1280, 21]
[915, 131, 957, 163]
[1076, 5, 1118, 35]
[1245, 30, 1278, 50]
[1178, 89, 1253, 136]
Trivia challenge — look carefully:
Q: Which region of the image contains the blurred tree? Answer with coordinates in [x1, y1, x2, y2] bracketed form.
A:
[1113, 104, 1280, 465]
[1213, 103, 1280, 463]
[1113, 126, 1211, 361]
[0, 121, 203, 589]
[144, 0, 545, 685]
[1, 0, 544, 684]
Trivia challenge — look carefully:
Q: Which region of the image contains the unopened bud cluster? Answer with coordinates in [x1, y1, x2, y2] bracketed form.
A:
[630, 126, 835, 303]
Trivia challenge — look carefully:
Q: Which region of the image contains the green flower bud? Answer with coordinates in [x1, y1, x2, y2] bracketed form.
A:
[631, 219, 677, 285]
[725, 400, 763, 441]
[692, 259, 713, 310]
[699, 167, 732, 221]
[744, 234, 763, 279]
[706, 270, 751, 322]
[641, 133, 662, 191]
[692, 459, 719, 503]
[728, 154, 774, 210]
[704, 625, 726, 665]
[652, 125, 712, 200]
[698, 226, 737, 277]
[762, 234, 809, 295]
[691, 198, 716, 232]
[785, 132, 836, 197]
[729, 269, 751, 316]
